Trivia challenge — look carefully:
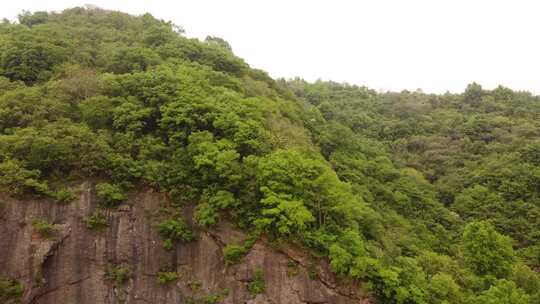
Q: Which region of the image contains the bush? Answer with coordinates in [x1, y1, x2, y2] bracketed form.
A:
[184, 291, 228, 304]
[308, 263, 318, 279]
[0, 160, 49, 196]
[156, 217, 194, 250]
[156, 271, 178, 285]
[95, 182, 126, 207]
[329, 244, 353, 275]
[203, 294, 224, 304]
[84, 212, 109, 230]
[53, 188, 76, 203]
[194, 202, 218, 227]
[32, 219, 55, 238]
[0, 278, 23, 302]
[187, 280, 202, 291]
[248, 267, 265, 295]
[105, 265, 131, 285]
[222, 233, 259, 265]
[223, 244, 246, 265]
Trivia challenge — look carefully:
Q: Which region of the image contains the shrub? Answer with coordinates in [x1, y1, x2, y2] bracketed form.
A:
[0, 278, 23, 302]
[95, 182, 126, 207]
[248, 267, 265, 295]
[329, 244, 353, 275]
[308, 263, 318, 279]
[203, 294, 223, 304]
[53, 188, 76, 203]
[156, 271, 178, 285]
[223, 244, 246, 265]
[32, 219, 55, 238]
[0, 160, 49, 196]
[194, 202, 218, 227]
[187, 280, 202, 291]
[105, 265, 131, 285]
[223, 233, 259, 265]
[194, 190, 239, 227]
[156, 217, 194, 250]
[84, 212, 109, 230]
[185, 292, 227, 304]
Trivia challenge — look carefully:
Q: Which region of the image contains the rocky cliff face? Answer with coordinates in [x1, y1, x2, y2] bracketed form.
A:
[0, 182, 372, 304]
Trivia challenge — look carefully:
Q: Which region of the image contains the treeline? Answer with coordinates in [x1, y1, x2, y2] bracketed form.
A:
[281, 79, 540, 303]
[0, 7, 538, 304]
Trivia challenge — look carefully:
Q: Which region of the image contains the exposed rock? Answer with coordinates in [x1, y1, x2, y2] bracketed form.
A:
[0, 182, 372, 304]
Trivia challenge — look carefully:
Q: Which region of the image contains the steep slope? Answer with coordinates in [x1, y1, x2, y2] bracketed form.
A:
[0, 182, 370, 304]
[0, 7, 376, 304]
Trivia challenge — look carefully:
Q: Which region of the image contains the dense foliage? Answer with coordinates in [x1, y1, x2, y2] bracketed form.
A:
[281, 79, 540, 303]
[0, 7, 538, 303]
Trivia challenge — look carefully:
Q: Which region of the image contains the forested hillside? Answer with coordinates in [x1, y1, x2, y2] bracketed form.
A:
[0, 7, 539, 304]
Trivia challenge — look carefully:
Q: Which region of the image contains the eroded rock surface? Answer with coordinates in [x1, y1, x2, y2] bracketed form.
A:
[0, 182, 372, 304]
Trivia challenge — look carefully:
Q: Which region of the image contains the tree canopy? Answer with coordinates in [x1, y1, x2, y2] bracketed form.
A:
[0, 7, 539, 304]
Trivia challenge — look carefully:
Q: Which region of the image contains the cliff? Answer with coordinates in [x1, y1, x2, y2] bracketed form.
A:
[0, 182, 372, 304]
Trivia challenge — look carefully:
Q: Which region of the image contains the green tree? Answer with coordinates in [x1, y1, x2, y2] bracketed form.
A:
[462, 221, 515, 277]
[0, 29, 68, 83]
[475, 280, 529, 304]
[427, 273, 462, 304]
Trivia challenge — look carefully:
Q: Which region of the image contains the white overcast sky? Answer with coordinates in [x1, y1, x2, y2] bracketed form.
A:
[2, 0, 540, 94]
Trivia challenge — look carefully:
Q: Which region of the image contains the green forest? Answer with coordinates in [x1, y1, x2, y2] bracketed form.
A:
[0, 7, 539, 304]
